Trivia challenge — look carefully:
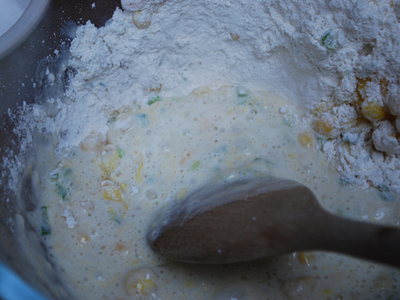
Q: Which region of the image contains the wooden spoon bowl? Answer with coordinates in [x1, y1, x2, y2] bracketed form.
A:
[147, 176, 400, 266]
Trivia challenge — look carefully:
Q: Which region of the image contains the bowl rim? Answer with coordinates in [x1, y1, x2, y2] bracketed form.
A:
[0, 262, 49, 300]
[0, 0, 50, 61]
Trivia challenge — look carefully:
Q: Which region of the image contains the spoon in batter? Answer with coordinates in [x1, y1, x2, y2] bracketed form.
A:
[147, 175, 400, 267]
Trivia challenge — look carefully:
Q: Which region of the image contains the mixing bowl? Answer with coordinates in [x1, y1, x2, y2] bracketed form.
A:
[0, 0, 50, 61]
[1, 1, 399, 299]
[0, 1, 120, 299]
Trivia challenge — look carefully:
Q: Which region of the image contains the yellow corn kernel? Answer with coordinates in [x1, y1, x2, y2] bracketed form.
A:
[380, 78, 389, 97]
[80, 134, 102, 151]
[132, 10, 152, 29]
[149, 83, 162, 92]
[101, 180, 123, 202]
[78, 233, 90, 245]
[357, 77, 372, 90]
[99, 157, 119, 178]
[114, 242, 128, 255]
[297, 252, 315, 265]
[356, 77, 372, 104]
[124, 268, 157, 295]
[315, 117, 335, 136]
[136, 155, 144, 183]
[281, 275, 316, 298]
[298, 132, 315, 148]
[176, 188, 188, 200]
[373, 275, 392, 289]
[192, 86, 211, 96]
[103, 187, 122, 201]
[230, 33, 240, 40]
[361, 102, 386, 121]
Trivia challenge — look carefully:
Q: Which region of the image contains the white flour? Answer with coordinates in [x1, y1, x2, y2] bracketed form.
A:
[3, 1, 400, 299]
[6, 0, 400, 192]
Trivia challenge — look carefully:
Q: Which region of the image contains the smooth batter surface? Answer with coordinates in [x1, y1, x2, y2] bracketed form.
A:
[29, 86, 400, 299]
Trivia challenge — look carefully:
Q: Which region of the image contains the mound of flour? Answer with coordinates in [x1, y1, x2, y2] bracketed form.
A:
[7, 0, 400, 193]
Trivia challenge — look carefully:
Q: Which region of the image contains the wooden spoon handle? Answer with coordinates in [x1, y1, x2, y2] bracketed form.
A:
[310, 212, 400, 267]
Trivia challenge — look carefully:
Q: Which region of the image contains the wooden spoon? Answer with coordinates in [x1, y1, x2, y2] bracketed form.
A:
[147, 175, 400, 266]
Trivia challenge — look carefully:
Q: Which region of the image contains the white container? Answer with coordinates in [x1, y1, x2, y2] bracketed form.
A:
[0, 0, 50, 60]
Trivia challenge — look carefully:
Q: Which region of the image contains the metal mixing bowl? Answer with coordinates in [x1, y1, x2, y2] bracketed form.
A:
[0, 0, 50, 61]
[0, 1, 120, 299]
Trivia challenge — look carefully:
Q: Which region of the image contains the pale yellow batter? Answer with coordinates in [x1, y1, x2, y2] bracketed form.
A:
[29, 86, 400, 299]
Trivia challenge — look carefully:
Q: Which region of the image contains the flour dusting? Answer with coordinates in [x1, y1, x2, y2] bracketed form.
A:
[8, 0, 395, 194]
[2, 0, 400, 299]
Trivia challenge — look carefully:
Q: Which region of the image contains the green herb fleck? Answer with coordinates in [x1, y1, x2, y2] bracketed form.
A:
[40, 206, 51, 236]
[316, 136, 327, 149]
[56, 184, 68, 201]
[50, 172, 59, 182]
[41, 206, 48, 219]
[107, 110, 120, 125]
[63, 168, 72, 177]
[283, 118, 295, 127]
[336, 208, 345, 217]
[190, 160, 201, 171]
[340, 177, 351, 186]
[136, 114, 149, 128]
[321, 30, 335, 50]
[40, 223, 51, 236]
[117, 146, 125, 158]
[236, 86, 248, 97]
[378, 185, 396, 201]
[109, 209, 122, 224]
[147, 96, 162, 105]
[254, 157, 263, 161]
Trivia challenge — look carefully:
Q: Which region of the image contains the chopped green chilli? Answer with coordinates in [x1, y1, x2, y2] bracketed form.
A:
[190, 160, 201, 171]
[107, 110, 120, 124]
[136, 114, 149, 127]
[56, 184, 68, 201]
[117, 146, 125, 158]
[40, 223, 51, 236]
[63, 168, 72, 177]
[50, 172, 59, 181]
[321, 30, 335, 50]
[147, 96, 162, 105]
[236, 86, 248, 97]
[40, 206, 51, 236]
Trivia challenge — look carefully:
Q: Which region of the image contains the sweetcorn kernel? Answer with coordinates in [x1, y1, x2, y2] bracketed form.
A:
[101, 180, 122, 202]
[356, 77, 372, 104]
[297, 252, 315, 265]
[357, 77, 372, 91]
[78, 233, 90, 245]
[380, 78, 389, 97]
[230, 33, 240, 40]
[132, 10, 152, 29]
[281, 276, 316, 298]
[99, 154, 119, 177]
[80, 134, 103, 151]
[315, 117, 335, 136]
[103, 187, 122, 201]
[361, 102, 386, 121]
[124, 268, 157, 295]
[298, 132, 315, 148]
[176, 188, 188, 200]
[192, 86, 211, 96]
